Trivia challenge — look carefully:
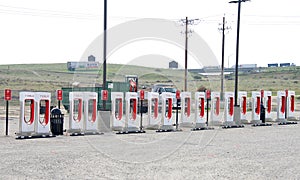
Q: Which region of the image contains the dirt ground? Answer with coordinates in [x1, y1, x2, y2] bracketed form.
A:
[0, 107, 300, 179]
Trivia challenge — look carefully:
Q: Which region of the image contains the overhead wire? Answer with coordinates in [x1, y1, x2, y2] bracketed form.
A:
[1, 4, 300, 26]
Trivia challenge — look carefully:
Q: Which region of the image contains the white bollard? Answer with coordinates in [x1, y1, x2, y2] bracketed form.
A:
[160, 92, 174, 131]
[180, 92, 192, 127]
[111, 92, 124, 131]
[83, 92, 98, 134]
[277, 91, 286, 121]
[211, 92, 221, 125]
[34, 92, 51, 135]
[17, 92, 36, 137]
[147, 92, 160, 129]
[125, 92, 139, 132]
[194, 92, 206, 128]
[251, 91, 262, 124]
[68, 92, 84, 135]
[287, 91, 296, 120]
[224, 92, 234, 125]
[238, 91, 248, 123]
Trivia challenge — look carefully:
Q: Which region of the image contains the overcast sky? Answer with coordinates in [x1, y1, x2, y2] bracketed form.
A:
[0, 0, 299, 68]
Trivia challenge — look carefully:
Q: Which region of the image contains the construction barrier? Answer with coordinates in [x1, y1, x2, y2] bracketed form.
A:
[180, 92, 192, 126]
[286, 90, 296, 120]
[211, 92, 221, 124]
[262, 91, 272, 121]
[194, 92, 206, 128]
[160, 92, 174, 131]
[251, 91, 261, 124]
[111, 92, 124, 131]
[224, 92, 234, 125]
[277, 91, 286, 121]
[17, 92, 36, 136]
[83, 92, 98, 134]
[68, 92, 84, 135]
[147, 92, 160, 129]
[125, 92, 139, 131]
[238, 91, 248, 123]
[34, 92, 51, 135]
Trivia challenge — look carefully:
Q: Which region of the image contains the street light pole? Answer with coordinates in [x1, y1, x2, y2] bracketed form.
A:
[221, 16, 225, 101]
[184, 16, 188, 92]
[229, 0, 249, 125]
[102, 0, 107, 110]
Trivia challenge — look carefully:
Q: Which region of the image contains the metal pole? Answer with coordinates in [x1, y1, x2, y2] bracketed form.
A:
[221, 16, 225, 101]
[206, 98, 209, 126]
[6, 100, 9, 136]
[140, 99, 143, 131]
[102, 0, 107, 110]
[176, 100, 179, 130]
[234, 0, 241, 106]
[184, 16, 188, 92]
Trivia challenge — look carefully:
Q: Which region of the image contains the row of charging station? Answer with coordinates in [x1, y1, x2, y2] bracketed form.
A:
[14, 89, 297, 137]
[110, 90, 297, 132]
[68, 92, 100, 135]
[16, 92, 52, 138]
[16, 91, 100, 138]
[111, 91, 212, 132]
[209, 90, 297, 125]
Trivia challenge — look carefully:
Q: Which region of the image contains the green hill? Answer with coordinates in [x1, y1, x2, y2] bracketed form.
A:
[0, 63, 299, 99]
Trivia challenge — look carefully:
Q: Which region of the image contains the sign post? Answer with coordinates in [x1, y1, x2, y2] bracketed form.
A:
[139, 90, 144, 131]
[176, 90, 181, 130]
[4, 89, 12, 136]
[56, 89, 63, 109]
[206, 90, 211, 126]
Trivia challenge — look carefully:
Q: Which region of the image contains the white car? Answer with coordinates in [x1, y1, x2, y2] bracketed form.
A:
[152, 86, 180, 109]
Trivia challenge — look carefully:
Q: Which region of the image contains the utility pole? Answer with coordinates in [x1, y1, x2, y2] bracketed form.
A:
[218, 15, 231, 101]
[102, 0, 107, 110]
[180, 17, 200, 92]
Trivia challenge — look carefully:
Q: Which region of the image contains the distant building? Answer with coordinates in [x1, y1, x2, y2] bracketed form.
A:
[268, 63, 278, 67]
[88, 55, 96, 62]
[67, 61, 99, 71]
[238, 64, 257, 68]
[169, 60, 178, 69]
[280, 63, 291, 67]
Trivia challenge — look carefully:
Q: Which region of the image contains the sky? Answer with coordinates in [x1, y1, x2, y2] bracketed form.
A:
[0, 0, 300, 68]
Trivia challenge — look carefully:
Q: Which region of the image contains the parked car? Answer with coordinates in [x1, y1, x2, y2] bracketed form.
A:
[152, 85, 180, 109]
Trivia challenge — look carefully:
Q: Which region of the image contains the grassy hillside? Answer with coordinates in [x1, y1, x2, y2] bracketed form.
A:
[0, 63, 299, 102]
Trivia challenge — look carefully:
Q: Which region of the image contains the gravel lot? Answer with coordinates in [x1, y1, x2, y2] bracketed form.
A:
[0, 110, 300, 179]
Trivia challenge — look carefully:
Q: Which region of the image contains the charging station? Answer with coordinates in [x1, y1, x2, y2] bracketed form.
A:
[147, 92, 160, 129]
[286, 90, 296, 120]
[262, 91, 272, 121]
[180, 92, 192, 127]
[223, 92, 234, 126]
[83, 92, 100, 134]
[238, 91, 248, 123]
[277, 91, 286, 122]
[68, 92, 84, 135]
[111, 92, 125, 131]
[211, 92, 221, 125]
[17, 92, 36, 137]
[251, 91, 262, 124]
[157, 92, 174, 132]
[192, 92, 214, 131]
[34, 92, 51, 136]
[124, 92, 142, 133]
